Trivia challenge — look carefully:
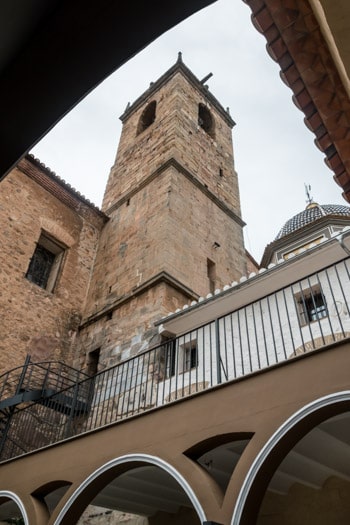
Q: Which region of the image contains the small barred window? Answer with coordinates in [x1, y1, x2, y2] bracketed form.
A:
[294, 285, 328, 325]
[26, 233, 65, 292]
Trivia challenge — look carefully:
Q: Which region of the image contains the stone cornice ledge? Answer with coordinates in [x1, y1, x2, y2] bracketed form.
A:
[105, 157, 245, 228]
[79, 271, 199, 330]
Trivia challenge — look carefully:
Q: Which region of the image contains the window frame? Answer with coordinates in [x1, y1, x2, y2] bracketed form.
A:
[164, 339, 176, 378]
[294, 285, 328, 326]
[181, 340, 198, 372]
[25, 232, 66, 292]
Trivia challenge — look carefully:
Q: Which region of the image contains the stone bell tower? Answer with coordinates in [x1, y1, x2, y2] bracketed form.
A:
[78, 54, 247, 369]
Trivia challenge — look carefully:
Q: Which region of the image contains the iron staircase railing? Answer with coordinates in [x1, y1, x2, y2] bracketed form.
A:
[0, 356, 90, 459]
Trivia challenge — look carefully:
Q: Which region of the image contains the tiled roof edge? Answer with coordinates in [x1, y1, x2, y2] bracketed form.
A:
[21, 154, 108, 221]
[243, 0, 350, 203]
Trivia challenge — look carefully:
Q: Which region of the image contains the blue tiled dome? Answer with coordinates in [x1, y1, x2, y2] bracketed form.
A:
[275, 203, 350, 240]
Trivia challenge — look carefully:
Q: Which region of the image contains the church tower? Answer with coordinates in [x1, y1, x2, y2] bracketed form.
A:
[78, 55, 247, 369]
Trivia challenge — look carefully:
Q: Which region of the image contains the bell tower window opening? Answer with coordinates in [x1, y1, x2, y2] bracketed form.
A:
[198, 103, 215, 138]
[25, 232, 65, 292]
[137, 100, 157, 135]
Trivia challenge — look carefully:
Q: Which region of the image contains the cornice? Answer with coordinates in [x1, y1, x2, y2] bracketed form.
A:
[105, 157, 245, 228]
[79, 271, 198, 330]
[260, 214, 350, 267]
[120, 54, 235, 128]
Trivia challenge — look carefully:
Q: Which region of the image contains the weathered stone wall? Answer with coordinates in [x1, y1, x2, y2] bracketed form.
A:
[79, 169, 246, 369]
[0, 161, 104, 374]
[246, 250, 259, 274]
[78, 507, 148, 525]
[103, 70, 241, 218]
[83, 168, 246, 324]
[162, 164, 246, 292]
[81, 66, 247, 370]
[76, 283, 190, 372]
[82, 173, 177, 316]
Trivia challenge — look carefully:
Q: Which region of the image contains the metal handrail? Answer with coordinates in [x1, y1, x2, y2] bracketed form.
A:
[0, 359, 89, 405]
[1, 257, 350, 461]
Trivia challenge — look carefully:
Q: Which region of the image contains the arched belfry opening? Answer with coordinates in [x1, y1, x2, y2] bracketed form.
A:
[198, 103, 215, 138]
[137, 100, 157, 135]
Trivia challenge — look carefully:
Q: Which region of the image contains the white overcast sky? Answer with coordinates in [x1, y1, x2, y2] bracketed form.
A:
[31, 0, 345, 263]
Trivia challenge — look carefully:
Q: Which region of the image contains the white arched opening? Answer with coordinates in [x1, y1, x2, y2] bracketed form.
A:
[231, 390, 350, 525]
[0, 490, 29, 525]
[54, 453, 207, 524]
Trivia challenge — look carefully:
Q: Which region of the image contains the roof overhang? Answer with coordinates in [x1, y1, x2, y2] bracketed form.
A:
[1, 0, 350, 203]
[158, 229, 350, 335]
[244, 0, 350, 201]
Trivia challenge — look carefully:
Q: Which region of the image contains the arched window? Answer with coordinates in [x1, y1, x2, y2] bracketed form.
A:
[137, 100, 156, 134]
[198, 103, 215, 138]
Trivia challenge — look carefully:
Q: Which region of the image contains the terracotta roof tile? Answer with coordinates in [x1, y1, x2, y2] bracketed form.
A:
[18, 155, 108, 226]
[244, 0, 350, 202]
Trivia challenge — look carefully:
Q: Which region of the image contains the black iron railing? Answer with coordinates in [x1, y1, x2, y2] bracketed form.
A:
[1, 257, 350, 461]
[0, 359, 89, 403]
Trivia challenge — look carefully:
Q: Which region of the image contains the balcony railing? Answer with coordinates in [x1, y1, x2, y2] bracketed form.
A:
[1, 257, 350, 461]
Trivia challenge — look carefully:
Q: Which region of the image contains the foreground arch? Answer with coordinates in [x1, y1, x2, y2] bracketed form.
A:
[1, 341, 350, 524]
[54, 453, 207, 524]
[232, 391, 350, 525]
[0, 491, 28, 525]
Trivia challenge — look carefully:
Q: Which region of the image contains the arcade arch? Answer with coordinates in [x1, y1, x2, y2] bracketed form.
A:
[54, 454, 207, 525]
[231, 391, 350, 525]
[0, 491, 28, 525]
